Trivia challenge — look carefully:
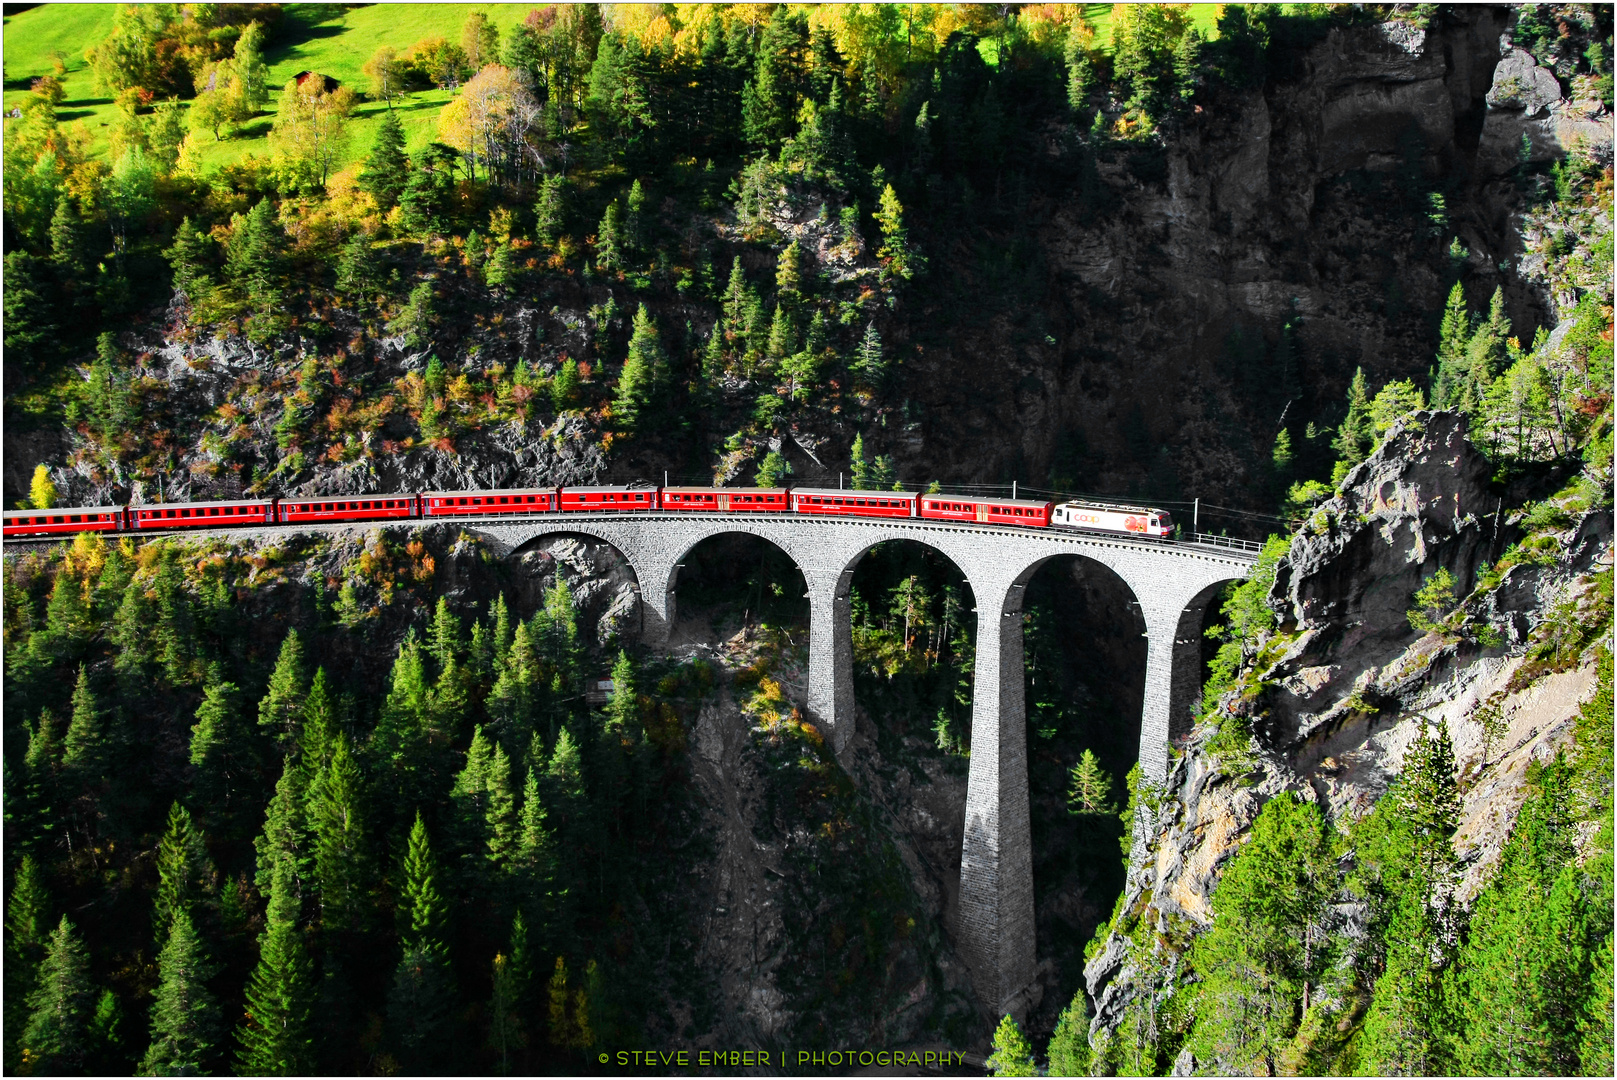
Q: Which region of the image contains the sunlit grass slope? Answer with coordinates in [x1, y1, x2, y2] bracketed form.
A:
[2, 3, 543, 172]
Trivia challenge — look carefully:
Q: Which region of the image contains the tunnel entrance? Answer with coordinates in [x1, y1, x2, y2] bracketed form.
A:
[846, 539, 978, 760]
[1020, 555, 1147, 1035]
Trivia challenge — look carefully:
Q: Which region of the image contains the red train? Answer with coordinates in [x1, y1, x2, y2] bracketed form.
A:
[2, 487, 1173, 541]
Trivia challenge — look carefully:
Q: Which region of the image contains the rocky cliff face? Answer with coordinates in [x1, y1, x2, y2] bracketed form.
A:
[899, 8, 1538, 505]
[1082, 410, 1612, 1049]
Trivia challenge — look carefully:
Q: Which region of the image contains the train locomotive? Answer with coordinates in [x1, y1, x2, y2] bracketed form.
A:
[3, 486, 1173, 541]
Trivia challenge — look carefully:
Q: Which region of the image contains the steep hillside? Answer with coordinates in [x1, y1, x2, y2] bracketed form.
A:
[1078, 407, 1612, 1072]
[6, 4, 1609, 530]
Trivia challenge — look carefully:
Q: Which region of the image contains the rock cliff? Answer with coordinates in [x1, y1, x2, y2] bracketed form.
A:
[1082, 409, 1612, 1052]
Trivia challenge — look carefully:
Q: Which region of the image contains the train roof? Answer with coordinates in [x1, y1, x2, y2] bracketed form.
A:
[422, 488, 554, 498]
[790, 487, 920, 499]
[129, 498, 275, 510]
[662, 486, 787, 494]
[562, 484, 658, 493]
[4, 505, 124, 519]
[921, 494, 1052, 509]
[1054, 500, 1170, 515]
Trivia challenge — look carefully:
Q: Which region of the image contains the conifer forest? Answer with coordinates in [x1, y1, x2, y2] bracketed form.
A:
[2, 3, 1614, 1076]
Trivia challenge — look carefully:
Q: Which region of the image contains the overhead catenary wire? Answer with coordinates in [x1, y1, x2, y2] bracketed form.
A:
[639, 474, 1286, 525]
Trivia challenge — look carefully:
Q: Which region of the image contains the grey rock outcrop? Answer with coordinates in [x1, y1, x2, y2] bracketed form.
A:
[1083, 410, 1612, 1051]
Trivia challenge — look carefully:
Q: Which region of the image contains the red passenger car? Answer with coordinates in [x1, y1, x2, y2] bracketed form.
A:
[131, 500, 276, 530]
[558, 486, 659, 512]
[919, 495, 1053, 527]
[661, 487, 788, 512]
[789, 488, 918, 518]
[422, 489, 557, 517]
[278, 495, 418, 525]
[3, 506, 125, 538]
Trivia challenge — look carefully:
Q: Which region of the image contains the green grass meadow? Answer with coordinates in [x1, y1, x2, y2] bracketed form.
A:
[3, 3, 545, 174]
[2, 2, 1224, 176]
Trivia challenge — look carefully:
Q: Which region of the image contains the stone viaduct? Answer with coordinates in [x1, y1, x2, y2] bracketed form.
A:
[7, 510, 1253, 1015]
[465, 512, 1256, 1016]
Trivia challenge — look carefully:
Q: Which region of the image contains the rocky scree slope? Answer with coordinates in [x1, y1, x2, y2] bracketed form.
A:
[1084, 407, 1612, 1048]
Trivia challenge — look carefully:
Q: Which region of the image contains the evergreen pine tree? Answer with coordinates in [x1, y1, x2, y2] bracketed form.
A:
[594, 200, 625, 274]
[334, 233, 385, 306]
[373, 639, 439, 808]
[189, 676, 255, 821]
[300, 668, 338, 773]
[1432, 281, 1471, 410]
[1046, 991, 1092, 1076]
[614, 304, 667, 431]
[1462, 285, 1512, 398]
[429, 597, 462, 674]
[604, 650, 639, 739]
[139, 910, 219, 1077]
[21, 916, 93, 1075]
[359, 109, 409, 210]
[534, 175, 568, 248]
[986, 1014, 1037, 1076]
[451, 726, 495, 863]
[488, 948, 525, 1073]
[234, 858, 315, 1076]
[492, 593, 514, 664]
[1579, 932, 1614, 1075]
[224, 198, 285, 311]
[852, 322, 886, 387]
[62, 666, 110, 784]
[1350, 721, 1461, 1075]
[1066, 749, 1114, 815]
[389, 813, 454, 1070]
[43, 571, 90, 656]
[48, 197, 91, 311]
[849, 432, 872, 489]
[111, 579, 156, 684]
[254, 756, 311, 897]
[151, 553, 199, 686]
[400, 811, 450, 957]
[397, 145, 456, 236]
[1444, 764, 1603, 1075]
[3, 251, 59, 372]
[307, 733, 369, 935]
[1065, 24, 1096, 111]
[766, 303, 795, 361]
[486, 742, 518, 871]
[153, 802, 213, 949]
[1330, 367, 1375, 482]
[5, 856, 52, 1071]
[87, 985, 129, 1076]
[257, 630, 309, 755]
[516, 766, 558, 919]
[164, 217, 213, 304]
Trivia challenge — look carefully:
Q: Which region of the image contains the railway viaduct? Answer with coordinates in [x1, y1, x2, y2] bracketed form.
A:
[466, 512, 1257, 1017]
[7, 510, 1254, 1016]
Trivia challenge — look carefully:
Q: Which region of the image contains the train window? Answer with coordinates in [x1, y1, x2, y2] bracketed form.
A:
[52, 516, 63, 524]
